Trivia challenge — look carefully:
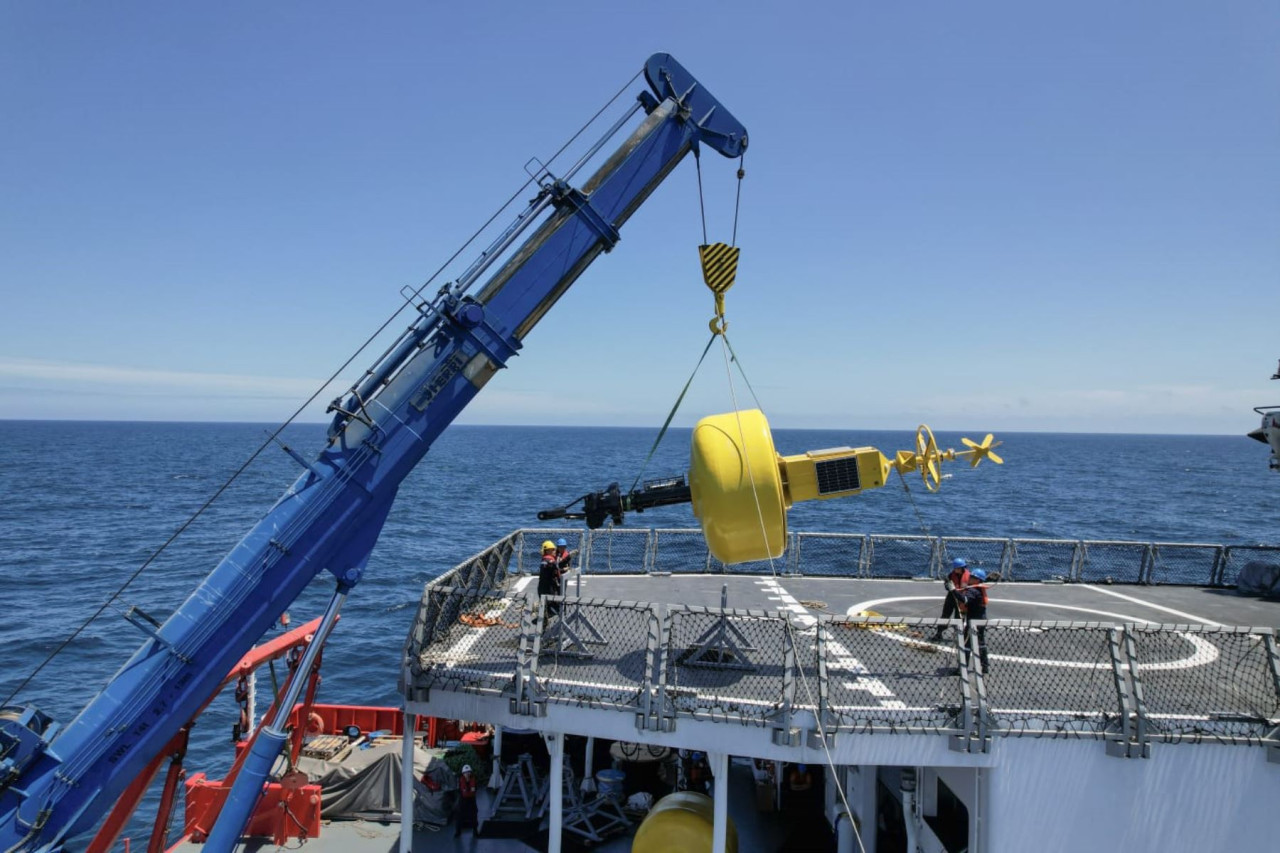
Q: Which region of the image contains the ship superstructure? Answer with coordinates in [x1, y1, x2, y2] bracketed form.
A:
[399, 528, 1280, 852]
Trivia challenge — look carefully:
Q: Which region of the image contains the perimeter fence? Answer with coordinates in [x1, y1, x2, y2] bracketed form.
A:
[504, 528, 1280, 586]
[402, 531, 1280, 755]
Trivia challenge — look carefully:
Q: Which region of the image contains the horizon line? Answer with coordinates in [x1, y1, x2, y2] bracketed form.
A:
[0, 417, 1250, 439]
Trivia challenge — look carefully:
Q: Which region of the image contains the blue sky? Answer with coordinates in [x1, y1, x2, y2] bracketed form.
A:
[2, 2, 1276, 434]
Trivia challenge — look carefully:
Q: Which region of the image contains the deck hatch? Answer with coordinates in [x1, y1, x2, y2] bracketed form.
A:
[816, 457, 861, 495]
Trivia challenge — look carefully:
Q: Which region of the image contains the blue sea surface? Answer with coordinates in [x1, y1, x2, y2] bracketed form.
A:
[0, 421, 1276, 843]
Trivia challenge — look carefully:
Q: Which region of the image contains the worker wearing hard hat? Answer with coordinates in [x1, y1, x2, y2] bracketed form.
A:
[929, 557, 972, 642]
[956, 568, 991, 674]
[554, 537, 575, 573]
[537, 540, 564, 615]
[454, 764, 478, 837]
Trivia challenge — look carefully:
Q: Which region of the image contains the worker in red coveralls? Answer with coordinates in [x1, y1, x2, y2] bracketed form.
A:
[955, 569, 991, 675]
[455, 764, 478, 837]
[537, 540, 563, 616]
[554, 538, 574, 573]
[930, 557, 972, 642]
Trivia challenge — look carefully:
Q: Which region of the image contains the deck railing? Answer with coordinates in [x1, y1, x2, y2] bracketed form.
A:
[502, 527, 1280, 586]
[401, 529, 1280, 755]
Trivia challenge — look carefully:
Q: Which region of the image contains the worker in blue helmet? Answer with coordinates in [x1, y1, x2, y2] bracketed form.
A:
[686, 751, 710, 795]
[554, 537, 574, 574]
[954, 568, 991, 674]
[929, 557, 972, 642]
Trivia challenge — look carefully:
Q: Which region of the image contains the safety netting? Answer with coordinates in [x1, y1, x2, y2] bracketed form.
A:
[977, 621, 1125, 737]
[533, 597, 655, 712]
[662, 604, 794, 726]
[818, 616, 969, 734]
[408, 585, 525, 696]
[1126, 624, 1280, 744]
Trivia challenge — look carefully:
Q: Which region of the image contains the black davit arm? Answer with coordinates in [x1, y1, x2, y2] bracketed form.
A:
[537, 475, 694, 528]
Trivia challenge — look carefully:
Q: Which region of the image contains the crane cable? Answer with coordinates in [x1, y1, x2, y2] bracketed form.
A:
[693, 149, 747, 247]
[627, 151, 747, 491]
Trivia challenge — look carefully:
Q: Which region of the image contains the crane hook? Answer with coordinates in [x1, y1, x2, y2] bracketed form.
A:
[699, 242, 739, 336]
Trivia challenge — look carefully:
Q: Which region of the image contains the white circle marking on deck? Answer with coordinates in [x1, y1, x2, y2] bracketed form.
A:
[845, 596, 1219, 670]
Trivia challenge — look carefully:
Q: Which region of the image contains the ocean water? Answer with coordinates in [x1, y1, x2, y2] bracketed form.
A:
[0, 420, 1276, 842]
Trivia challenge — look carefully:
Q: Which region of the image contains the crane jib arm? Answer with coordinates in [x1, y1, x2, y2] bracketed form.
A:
[0, 54, 746, 850]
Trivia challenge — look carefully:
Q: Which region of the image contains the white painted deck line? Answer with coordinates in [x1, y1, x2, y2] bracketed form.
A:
[755, 577, 817, 627]
[824, 638, 908, 710]
[1078, 583, 1222, 626]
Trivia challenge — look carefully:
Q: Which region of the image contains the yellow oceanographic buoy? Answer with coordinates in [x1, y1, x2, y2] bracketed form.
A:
[631, 791, 738, 853]
[689, 409, 1002, 564]
[689, 409, 787, 566]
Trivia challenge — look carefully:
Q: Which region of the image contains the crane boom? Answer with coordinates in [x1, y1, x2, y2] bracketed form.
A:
[0, 53, 746, 850]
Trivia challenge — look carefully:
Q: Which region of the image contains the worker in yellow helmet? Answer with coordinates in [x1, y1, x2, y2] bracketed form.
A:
[537, 540, 563, 615]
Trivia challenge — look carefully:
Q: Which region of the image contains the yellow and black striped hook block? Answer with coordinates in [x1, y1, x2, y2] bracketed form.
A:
[699, 242, 739, 334]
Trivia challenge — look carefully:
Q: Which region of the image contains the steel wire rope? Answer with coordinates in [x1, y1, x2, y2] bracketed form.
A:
[696, 149, 747, 247]
[627, 144, 745, 491]
[713, 331, 867, 853]
[695, 150, 708, 245]
[731, 153, 746, 246]
[896, 469, 935, 543]
[894, 448, 979, 629]
[2, 70, 644, 709]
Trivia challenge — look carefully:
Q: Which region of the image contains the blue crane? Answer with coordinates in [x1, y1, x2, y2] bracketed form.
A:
[0, 53, 746, 851]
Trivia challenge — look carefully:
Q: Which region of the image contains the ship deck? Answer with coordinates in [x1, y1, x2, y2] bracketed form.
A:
[179, 530, 1280, 853]
[408, 570, 1280, 745]
[404, 529, 1280, 761]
